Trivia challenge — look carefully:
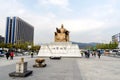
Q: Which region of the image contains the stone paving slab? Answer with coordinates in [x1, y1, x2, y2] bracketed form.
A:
[0, 57, 82, 80]
[77, 56, 120, 80]
[0, 55, 120, 80]
[0, 56, 35, 67]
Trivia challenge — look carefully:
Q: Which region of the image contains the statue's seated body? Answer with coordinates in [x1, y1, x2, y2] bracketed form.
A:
[55, 24, 69, 42]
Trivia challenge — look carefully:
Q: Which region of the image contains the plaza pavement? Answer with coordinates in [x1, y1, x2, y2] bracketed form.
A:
[0, 55, 120, 80]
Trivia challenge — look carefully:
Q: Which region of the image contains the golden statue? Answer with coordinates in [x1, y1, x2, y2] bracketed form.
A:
[55, 24, 69, 42]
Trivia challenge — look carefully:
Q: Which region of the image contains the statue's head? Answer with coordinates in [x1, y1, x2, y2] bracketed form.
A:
[59, 24, 66, 33]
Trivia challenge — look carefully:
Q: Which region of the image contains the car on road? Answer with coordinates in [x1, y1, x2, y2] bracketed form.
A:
[116, 50, 120, 56]
[0, 50, 6, 57]
[0, 53, 5, 57]
[49, 56, 61, 59]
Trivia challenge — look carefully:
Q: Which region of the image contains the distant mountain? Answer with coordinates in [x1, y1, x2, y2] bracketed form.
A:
[71, 41, 99, 49]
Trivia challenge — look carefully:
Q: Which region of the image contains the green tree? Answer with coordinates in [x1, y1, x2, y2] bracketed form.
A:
[95, 41, 119, 49]
[30, 45, 40, 52]
[0, 42, 5, 48]
[6, 43, 13, 48]
[112, 41, 118, 49]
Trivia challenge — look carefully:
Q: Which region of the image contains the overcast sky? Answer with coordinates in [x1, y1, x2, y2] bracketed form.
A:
[0, 0, 120, 44]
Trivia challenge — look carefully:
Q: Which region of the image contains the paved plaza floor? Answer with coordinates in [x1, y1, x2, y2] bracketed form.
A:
[0, 55, 120, 80]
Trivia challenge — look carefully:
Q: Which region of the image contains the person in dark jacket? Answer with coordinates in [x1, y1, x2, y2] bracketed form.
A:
[97, 50, 101, 59]
[31, 51, 34, 58]
[5, 51, 10, 60]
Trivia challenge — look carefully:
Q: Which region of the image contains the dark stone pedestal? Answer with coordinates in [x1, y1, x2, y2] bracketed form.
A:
[9, 70, 32, 77]
[33, 63, 47, 68]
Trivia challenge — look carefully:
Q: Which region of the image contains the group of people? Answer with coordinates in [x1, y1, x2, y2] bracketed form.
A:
[5, 50, 34, 60]
[81, 50, 104, 59]
[5, 50, 14, 60]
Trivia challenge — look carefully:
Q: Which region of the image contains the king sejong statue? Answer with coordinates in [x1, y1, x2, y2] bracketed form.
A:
[55, 24, 69, 42]
[38, 24, 81, 57]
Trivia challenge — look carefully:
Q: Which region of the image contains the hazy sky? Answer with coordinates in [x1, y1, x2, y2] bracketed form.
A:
[0, 0, 120, 44]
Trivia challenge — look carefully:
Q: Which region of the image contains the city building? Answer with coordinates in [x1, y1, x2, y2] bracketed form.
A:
[5, 17, 34, 44]
[112, 33, 120, 43]
[0, 35, 4, 43]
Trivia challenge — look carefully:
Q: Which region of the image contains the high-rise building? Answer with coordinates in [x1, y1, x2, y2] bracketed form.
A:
[112, 33, 120, 43]
[0, 35, 4, 43]
[5, 17, 34, 44]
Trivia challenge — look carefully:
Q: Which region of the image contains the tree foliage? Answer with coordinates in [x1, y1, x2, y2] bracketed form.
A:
[0, 42, 5, 48]
[96, 41, 118, 49]
[0, 42, 40, 52]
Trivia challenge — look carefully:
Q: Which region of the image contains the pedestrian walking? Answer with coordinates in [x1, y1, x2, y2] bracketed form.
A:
[10, 51, 14, 60]
[31, 51, 33, 58]
[5, 51, 10, 60]
[84, 50, 90, 58]
[97, 50, 101, 59]
[81, 52, 84, 57]
[91, 52, 94, 56]
[87, 50, 90, 58]
[84, 51, 88, 58]
[93, 51, 96, 57]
